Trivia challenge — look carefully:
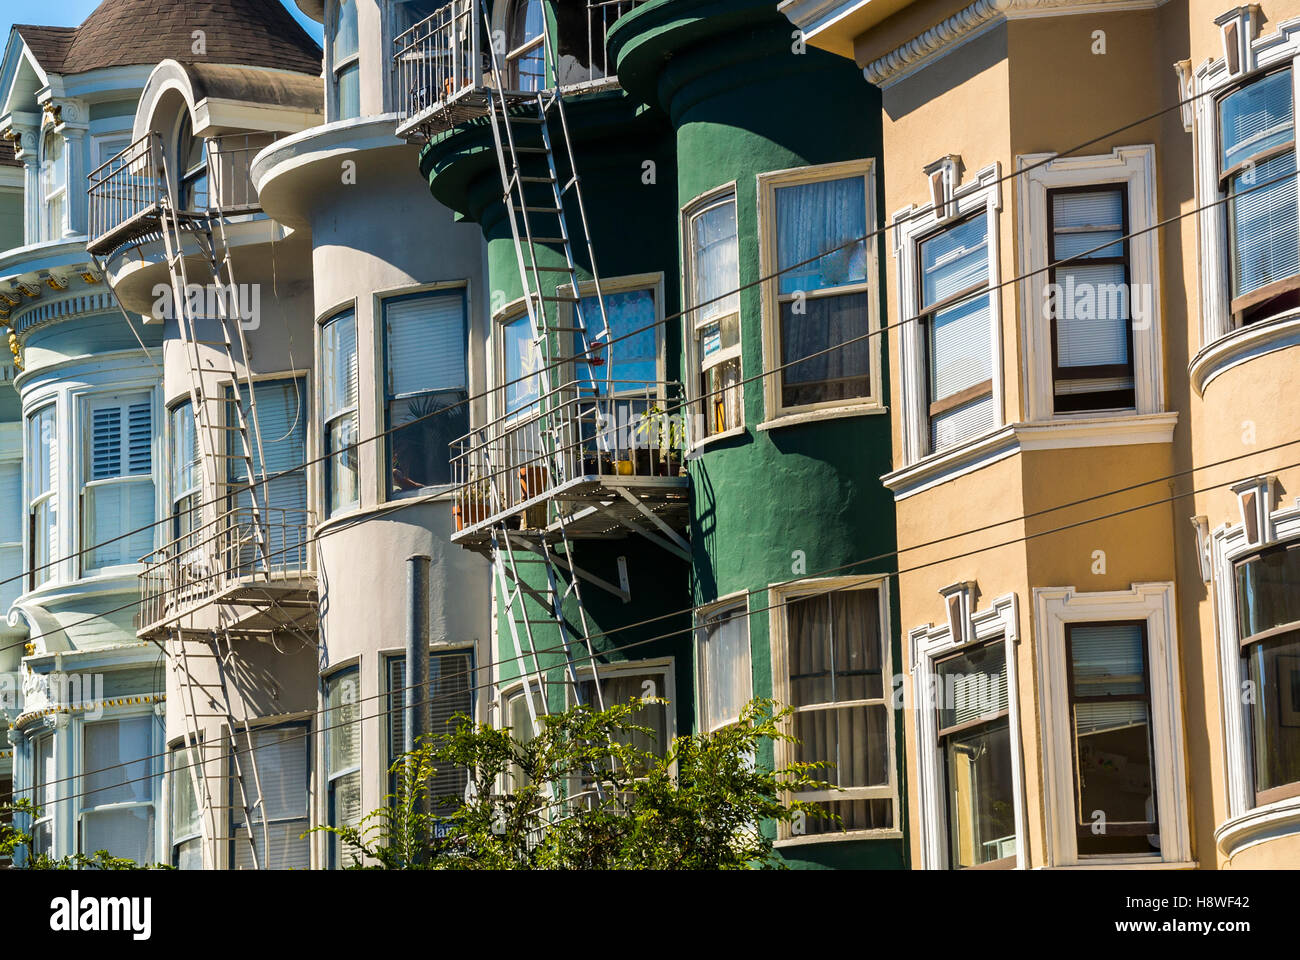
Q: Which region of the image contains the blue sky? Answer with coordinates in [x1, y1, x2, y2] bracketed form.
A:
[2, 0, 325, 52]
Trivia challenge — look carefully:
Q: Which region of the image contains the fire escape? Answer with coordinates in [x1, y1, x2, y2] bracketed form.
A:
[394, 0, 689, 734]
[87, 132, 316, 869]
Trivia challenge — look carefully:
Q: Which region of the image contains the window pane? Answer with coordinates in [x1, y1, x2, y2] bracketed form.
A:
[578, 672, 669, 759]
[503, 313, 540, 415]
[327, 415, 359, 514]
[1073, 701, 1155, 829]
[1053, 263, 1130, 368]
[331, 0, 359, 60]
[929, 292, 991, 402]
[802, 798, 892, 836]
[700, 356, 741, 437]
[82, 807, 154, 863]
[692, 199, 739, 322]
[328, 770, 362, 867]
[930, 393, 996, 453]
[336, 62, 361, 120]
[84, 716, 152, 806]
[786, 590, 883, 707]
[389, 391, 468, 491]
[175, 837, 202, 870]
[86, 480, 155, 568]
[232, 727, 308, 826]
[325, 670, 360, 776]
[387, 652, 473, 813]
[945, 717, 1016, 867]
[1069, 623, 1147, 698]
[35, 734, 55, 810]
[793, 703, 889, 787]
[321, 310, 357, 422]
[936, 640, 1008, 731]
[921, 215, 988, 307]
[233, 819, 309, 870]
[580, 288, 657, 388]
[1052, 189, 1125, 258]
[780, 292, 871, 408]
[228, 379, 308, 569]
[775, 176, 867, 295]
[1236, 543, 1300, 639]
[1246, 631, 1300, 795]
[170, 746, 199, 846]
[699, 605, 751, 730]
[1220, 68, 1294, 171]
[386, 293, 467, 398]
[1228, 149, 1300, 299]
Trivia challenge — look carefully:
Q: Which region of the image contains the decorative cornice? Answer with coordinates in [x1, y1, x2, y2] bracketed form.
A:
[863, 0, 1167, 87]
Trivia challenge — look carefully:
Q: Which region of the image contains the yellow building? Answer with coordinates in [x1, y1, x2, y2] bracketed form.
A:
[782, 0, 1300, 868]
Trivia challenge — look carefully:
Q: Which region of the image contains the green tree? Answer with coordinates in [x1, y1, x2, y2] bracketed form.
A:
[319, 697, 838, 869]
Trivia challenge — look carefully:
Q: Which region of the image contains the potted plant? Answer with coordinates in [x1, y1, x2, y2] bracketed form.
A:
[636, 404, 686, 477]
[454, 476, 492, 532]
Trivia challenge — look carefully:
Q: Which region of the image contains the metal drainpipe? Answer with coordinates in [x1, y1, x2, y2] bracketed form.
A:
[405, 554, 433, 849]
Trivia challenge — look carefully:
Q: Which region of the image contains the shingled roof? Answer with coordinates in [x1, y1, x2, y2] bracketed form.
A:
[18, 0, 322, 77]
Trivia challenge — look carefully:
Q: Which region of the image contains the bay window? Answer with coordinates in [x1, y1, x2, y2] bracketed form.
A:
[686, 192, 742, 440]
[1218, 67, 1300, 324]
[0, 458, 21, 613]
[771, 580, 896, 838]
[321, 309, 359, 516]
[80, 716, 155, 863]
[27, 404, 57, 590]
[387, 651, 473, 816]
[918, 214, 994, 454]
[230, 725, 309, 869]
[383, 290, 469, 494]
[82, 393, 154, 574]
[1046, 187, 1135, 412]
[1065, 622, 1158, 856]
[329, 0, 361, 120]
[1234, 541, 1300, 804]
[324, 668, 361, 868]
[169, 744, 202, 869]
[760, 163, 874, 416]
[934, 639, 1016, 868]
[695, 599, 751, 733]
[226, 378, 307, 571]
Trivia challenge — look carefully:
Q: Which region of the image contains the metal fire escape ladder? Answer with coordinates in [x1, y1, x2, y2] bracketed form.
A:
[479, 6, 617, 733]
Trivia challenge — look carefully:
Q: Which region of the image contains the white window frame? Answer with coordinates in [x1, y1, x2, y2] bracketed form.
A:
[1192, 17, 1300, 356]
[909, 592, 1027, 869]
[1015, 145, 1164, 422]
[695, 593, 753, 734]
[40, 129, 66, 242]
[1032, 582, 1192, 868]
[31, 729, 55, 858]
[79, 390, 156, 577]
[682, 183, 745, 449]
[893, 162, 1005, 468]
[319, 305, 360, 520]
[1209, 484, 1300, 859]
[768, 574, 900, 844]
[77, 713, 157, 863]
[757, 158, 883, 426]
[167, 740, 203, 869]
[26, 401, 59, 591]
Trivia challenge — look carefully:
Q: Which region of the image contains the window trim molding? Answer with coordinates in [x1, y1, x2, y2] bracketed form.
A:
[768, 573, 901, 843]
[1209, 488, 1300, 859]
[893, 162, 1005, 467]
[756, 158, 883, 424]
[1015, 145, 1163, 421]
[908, 592, 1027, 869]
[1032, 581, 1191, 867]
[1193, 18, 1300, 348]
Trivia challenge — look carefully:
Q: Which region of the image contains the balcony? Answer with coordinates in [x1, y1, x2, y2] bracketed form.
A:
[136, 505, 317, 639]
[393, 0, 644, 140]
[450, 379, 690, 552]
[86, 131, 276, 258]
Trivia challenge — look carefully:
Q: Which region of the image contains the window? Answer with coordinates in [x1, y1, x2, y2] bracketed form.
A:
[1234, 541, 1300, 805]
[502, 682, 547, 789]
[169, 744, 202, 869]
[330, 0, 361, 120]
[695, 600, 751, 732]
[500, 309, 541, 418]
[32, 731, 54, 857]
[772, 581, 895, 838]
[225, 378, 308, 571]
[80, 716, 155, 863]
[27, 404, 57, 589]
[918, 214, 994, 454]
[321, 310, 359, 516]
[934, 639, 1016, 868]
[175, 113, 208, 213]
[169, 401, 200, 548]
[0, 459, 21, 613]
[1064, 622, 1158, 856]
[230, 725, 309, 869]
[506, 0, 546, 91]
[573, 664, 674, 803]
[1218, 67, 1300, 324]
[82, 393, 154, 573]
[760, 163, 875, 416]
[324, 669, 361, 868]
[686, 192, 742, 440]
[386, 651, 473, 820]
[40, 131, 65, 242]
[384, 290, 469, 494]
[93, 135, 131, 173]
[1046, 187, 1135, 412]
[576, 284, 659, 392]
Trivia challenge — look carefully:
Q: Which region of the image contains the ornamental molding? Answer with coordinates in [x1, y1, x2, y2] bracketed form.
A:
[863, 0, 1168, 87]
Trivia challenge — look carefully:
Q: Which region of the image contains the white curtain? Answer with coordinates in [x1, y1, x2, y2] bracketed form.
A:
[701, 605, 750, 730]
[692, 200, 740, 322]
[775, 176, 866, 295]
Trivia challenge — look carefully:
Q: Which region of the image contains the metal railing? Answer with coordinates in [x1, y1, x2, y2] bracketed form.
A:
[393, 0, 481, 126]
[581, 0, 644, 85]
[136, 504, 315, 634]
[450, 379, 685, 533]
[206, 132, 277, 214]
[86, 132, 165, 253]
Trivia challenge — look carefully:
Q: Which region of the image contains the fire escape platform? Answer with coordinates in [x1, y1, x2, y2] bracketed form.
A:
[136, 575, 319, 641]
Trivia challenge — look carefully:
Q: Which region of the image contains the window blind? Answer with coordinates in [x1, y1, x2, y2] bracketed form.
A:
[936, 640, 1008, 730]
[231, 725, 309, 870]
[84, 717, 153, 806]
[1230, 150, 1300, 298]
[170, 402, 198, 498]
[1220, 68, 1294, 171]
[325, 670, 361, 776]
[385, 293, 467, 398]
[82, 807, 154, 864]
[929, 292, 992, 400]
[387, 652, 473, 811]
[169, 746, 199, 842]
[1069, 623, 1147, 697]
[921, 215, 988, 307]
[321, 310, 358, 420]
